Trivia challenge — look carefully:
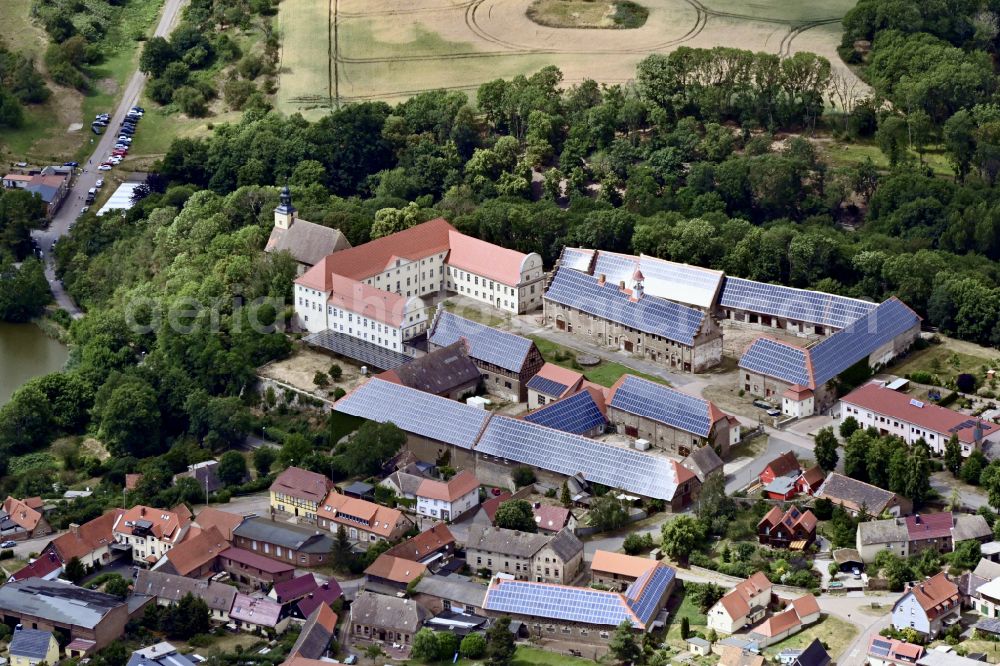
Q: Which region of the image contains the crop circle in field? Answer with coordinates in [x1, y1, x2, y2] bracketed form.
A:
[526, 0, 649, 29]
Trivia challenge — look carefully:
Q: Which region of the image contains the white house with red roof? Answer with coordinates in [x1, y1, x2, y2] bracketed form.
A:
[840, 382, 1000, 456]
[415, 470, 480, 522]
[112, 505, 193, 566]
[708, 571, 773, 634]
[293, 219, 544, 350]
[891, 572, 961, 638]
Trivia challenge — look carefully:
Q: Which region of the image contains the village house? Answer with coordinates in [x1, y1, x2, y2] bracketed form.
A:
[42, 510, 123, 571]
[268, 574, 343, 618]
[525, 363, 585, 407]
[778, 639, 830, 666]
[757, 506, 817, 550]
[544, 256, 724, 373]
[9, 628, 59, 666]
[841, 382, 1000, 456]
[173, 460, 225, 495]
[151, 527, 229, 578]
[815, 472, 912, 518]
[759, 452, 803, 500]
[522, 385, 609, 438]
[132, 569, 238, 624]
[377, 341, 481, 399]
[427, 308, 545, 402]
[415, 470, 481, 522]
[269, 467, 334, 523]
[384, 523, 455, 566]
[193, 507, 245, 542]
[363, 555, 428, 592]
[288, 605, 338, 660]
[605, 375, 738, 457]
[482, 562, 676, 644]
[232, 517, 334, 568]
[126, 643, 199, 666]
[379, 466, 427, 501]
[681, 445, 725, 483]
[866, 636, 925, 666]
[590, 550, 657, 591]
[465, 526, 583, 585]
[350, 591, 427, 653]
[891, 573, 961, 638]
[112, 505, 193, 567]
[747, 595, 821, 647]
[708, 572, 773, 635]
[1, 169, 71, 217]
[974, 577, 1000, 619]
[316, 491, 412, 544]
[0, 497, 51, 540]
[411, 575, 488, 616]
[218, 547, 295, 590]
[855, 514, 991, 563]
[0, 579, 128, 653]
[265, 187, 352, 275]
[230, 593, 289, 634]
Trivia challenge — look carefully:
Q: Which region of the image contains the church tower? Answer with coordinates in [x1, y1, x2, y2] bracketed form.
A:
[274, 185, 297, 230]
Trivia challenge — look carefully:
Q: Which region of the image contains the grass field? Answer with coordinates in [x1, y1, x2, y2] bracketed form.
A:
[527, 0, 649, 29]
[763, 615, 856, 661]
[277, 0, 866, 115]
[890, 337, 1000, 385]
[529, 335, 670, 387]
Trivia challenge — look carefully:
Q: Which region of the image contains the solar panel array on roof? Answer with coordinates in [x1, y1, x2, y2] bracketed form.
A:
[592, 252, 638, 286]
[483, 581, 637, 627]
[561, 248, 595, 273]
[808, 298, 920, 386]
[625, 565, 675, 625]
[334, 378, 490, 449]
[950, 419, 979, 432]
[476, 416, 679, 500]
[869, 639, 892, 658]
[544, 267, 706, 346]
[525, 375, 569, 398]
[638, 255, 723, 309]
[524, 390, 607, 435]
[428, 310, 533, 373]
[719, 277, 877, 329]
[304, 330, 411, 370]
[738, 338, 812, 387]
[609, 376, 713, 437]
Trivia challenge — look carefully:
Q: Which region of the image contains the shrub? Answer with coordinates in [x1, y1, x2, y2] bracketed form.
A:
[0, 549, 13, 560]
[512, 466, 536, 488]
[174, 86, 208, 116]
[460, 634, 486, 659]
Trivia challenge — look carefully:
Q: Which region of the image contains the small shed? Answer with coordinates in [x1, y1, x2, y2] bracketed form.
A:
[342, 481, 375, 501]
[833, 548, 864, 573]
[685, 636, 711, 656]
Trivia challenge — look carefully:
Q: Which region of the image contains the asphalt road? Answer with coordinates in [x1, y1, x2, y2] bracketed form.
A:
[31, 0, 188, 317]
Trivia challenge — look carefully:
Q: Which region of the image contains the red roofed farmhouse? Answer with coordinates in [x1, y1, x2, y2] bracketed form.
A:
[891, 572, 960, 638]
[416, 470, 480, 522]
[269, 466, 335, 523]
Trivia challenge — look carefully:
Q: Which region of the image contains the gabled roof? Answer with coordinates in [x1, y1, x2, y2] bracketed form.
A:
[591, 550, 656, 579]
[427, 308, 536, 373]
[3, 497, 44, 531]
[9, 629, 54, 660]
[795, 639, 832, 666]
[523, 386, 608, 435]
[466, 526, 550, 559]
[720, 276, 877, 329]
[9, 551, 61, 582]
[753, 607, 800, 637]
[270, 467, 334, 505]
[133, 569, 237, 613]
[153, 527, 228, 576]
[230, 593, 282, 627]
[858, 518, 908, 546]
[816, 472, 900, 516]
[800, 465, 825, 490]
[763, 452, 800, 479]
[0, 579, 124, 629]
[897, 573, 960, 620]
[378, 342, 481, 395]
[533, 504, 571, 532]
[49, 510, 123, 562]
[525, 363, 585, 399]
[194, 507, 245, 542]
[220, 547, 295, 574]
[842, 382, 1000, 445]
[716, 572, 772, 621]
[273, 574, 321, 603]
[906, 513, 954, 542]
[318, 491, 407, 538]
[350, 591, 426, 633]
[416, 470, 480, 502]
[266, 219, 350, 268]
[479, 492, 513, 524]
[607, 375, 726, 438]
[232, 518, 333, 553]
[289, 605, 338, 659]
[386, 523, 455, 562]
[446, 229, 534, 286]
[113, 505, 191, 543]
[296, 579, 343, 618]
[867, 636, 924, 662]
[546, 529, 583, 562]
[364, 554, 427, 585]
[681, 446, 724, 482]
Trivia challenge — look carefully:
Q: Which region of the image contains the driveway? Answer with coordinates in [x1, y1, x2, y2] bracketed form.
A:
[30, 0, 189, 317]
[724, 434, 815, 494]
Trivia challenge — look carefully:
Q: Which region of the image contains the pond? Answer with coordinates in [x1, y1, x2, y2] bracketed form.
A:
[0, 322, 69, 405]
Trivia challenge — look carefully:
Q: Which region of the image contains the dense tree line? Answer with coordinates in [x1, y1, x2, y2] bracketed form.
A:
[139, 0, 279, 115]
[0, 39, 49, 128]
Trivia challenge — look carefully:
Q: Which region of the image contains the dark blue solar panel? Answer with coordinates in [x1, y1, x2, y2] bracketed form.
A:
[609, 376, 713, 437]
[476, 416, 680, 500]
[809, 298, 920, 386]
[625, 565, 675, 625]
[739, 338, 812, 387]
[524, 390, 607, 435]
[484, 580, 636, 627]
[525, 375, 569, 398]
[719, 277, 877, 329]
[544, 267, 706, 346]
[429, 310, 533, 373]
[333, 378, 490, 449]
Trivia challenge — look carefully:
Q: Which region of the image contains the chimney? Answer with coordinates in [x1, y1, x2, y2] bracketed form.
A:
[140, 507, 146, 516]
[619, 280, 626, 292]
[69, 523, 80, 536]
[597, 273, 606, 286]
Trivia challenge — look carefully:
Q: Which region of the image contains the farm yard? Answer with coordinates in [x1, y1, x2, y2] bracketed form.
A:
[276, 0, 865, 115]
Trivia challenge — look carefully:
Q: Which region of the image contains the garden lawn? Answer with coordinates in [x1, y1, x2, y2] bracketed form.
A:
[665, 589, 708, 645]
[529, 336, 669, 388]
[890, 339, 999, 386]
[762, 615, 856, 661]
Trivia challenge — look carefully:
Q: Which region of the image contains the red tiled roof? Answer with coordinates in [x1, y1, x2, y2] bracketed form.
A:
[758, 506, 783, 529]
[480, 492, 512, 523]
[195, 507, 245, 542]
[387, 523, 455, 562]
[319, 492, 406, 538]
[907, 572, 960, 619]
[326, 273, 410, 328]
[231, 593, 283, 627]
[23, 497, 43, 510]
[2, 497, 43, 531]
[271, 467, 333, 504]
[296, 580, 343, 617]
[364, 554, 427, 584]
[800, 465, 825, 490]
[755, 607, 800, 637]
[843, 382, 1000, 445]
[530, 363, 585, 398]
[591, 550, 656, 579]
[125, 474, 143, 490]
[905, 513, 953, 541]
[783, 384, 814, 399]
[791, 594, 820, 619]
[221, 547, 295, 574]
[764, 452, 800, 479]
[274, 574, 319, 603]
[114, 505, 190, 543]
[50, 510, 123, 562]
[446, 229, 531, 286]
[9, 551, 61, 581]
[533, 505, 570, 531]
[417, 470, 480, 503]
[159, 527, 227, 576]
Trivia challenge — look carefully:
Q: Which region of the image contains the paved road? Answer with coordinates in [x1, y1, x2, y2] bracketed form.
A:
[724, 433, 816, 494]
[31, 0, 188, 317]
[821, 592, 896, 663]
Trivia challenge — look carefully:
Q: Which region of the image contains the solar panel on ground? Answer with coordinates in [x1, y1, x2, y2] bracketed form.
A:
[592, 252, 638, 286]
[475, 416, 679, 500]
[719, 277, 877, 329]
[561, 248, 595, 273]
[544, 266, 706, 346]
[525, 375, 569, 398]
[333, 378, 490, 449]
[484, 581, 636, 627]
[523, 390, 607, 435]
[609, 376, 712, 436]
[428, 310, 533, 373]
[304, 330, 411, 370]
[738, 338, 812, 387]
[637, 255, 723, 309]
[808, 299, 920, 386]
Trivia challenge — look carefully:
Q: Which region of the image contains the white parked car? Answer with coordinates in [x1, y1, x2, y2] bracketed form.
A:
[98, 164, 113, 171]
[95, 179, 104, 188]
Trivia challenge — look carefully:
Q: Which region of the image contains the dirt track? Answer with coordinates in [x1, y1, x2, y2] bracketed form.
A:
[278, 0, 866, 112]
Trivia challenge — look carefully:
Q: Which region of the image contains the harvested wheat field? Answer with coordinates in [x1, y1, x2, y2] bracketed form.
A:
[277, 0, 865, 115]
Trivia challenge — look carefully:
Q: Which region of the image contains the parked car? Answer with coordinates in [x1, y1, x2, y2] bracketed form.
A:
[63, 161, 78, 167]
[752, 399, 771, 409]
[1, 540, 17, 548]
[80, 206, 89, 213]
[91, 124, 104, 135]
[131, 106, 144, 113]
[95, 179, 104, 188]
[98, 164, 113, 171]
[766, 408, 781, 417]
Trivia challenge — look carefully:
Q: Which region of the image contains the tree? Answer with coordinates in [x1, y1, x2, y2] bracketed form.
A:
[253, 446, 276, 477]
[623, 533, 653, 555]
[329, 364, 343, 381]
[217, 451, 247, 486]
[660, 516, 705, 566]
[512, 466, 536, 488]
[436, 632, 459, 661]
[460, 633, 486, 659]
[411, 629, 439, 663]
[588, 494, 629, 532]
[680, 616, 690, 640]
[140, 37, 177, 76]
[961, 450, 987, 485]
[0, 258, 51, 322]
[340, 421, 405, 476]
[814, 427, 840, 472]
[104, 575, 130, 598]
[944, 435, 963, 477]
[560, 481, 571, 508]
[63, 556, 85, 583]
[905, 442, 932, 508]
[609, 620, 641, 665]
[485, 616, 516, 666]
[494, 500, 537, 532]
[93, 374, 162, 458]
[839, 415, 859, 440]
[331, 524, 352, 569]
[950, 539, 981, 571]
